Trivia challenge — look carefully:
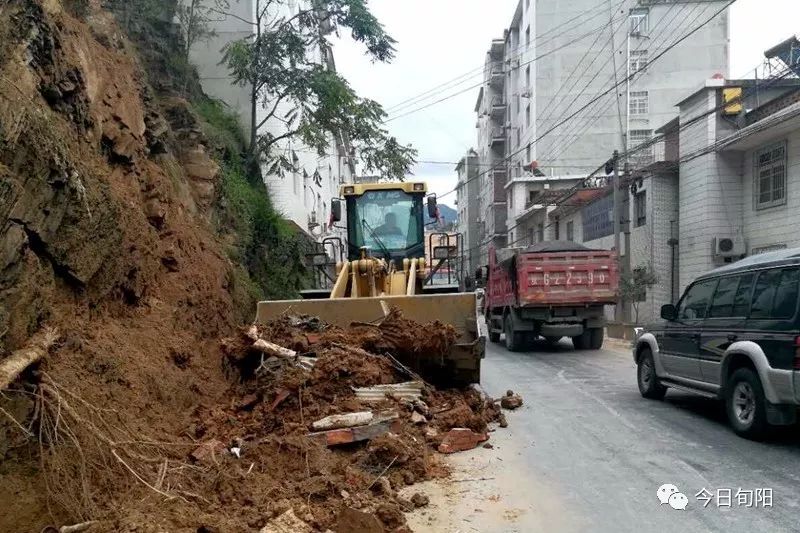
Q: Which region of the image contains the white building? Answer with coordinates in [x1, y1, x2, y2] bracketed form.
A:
[455, 149, 481, 276]
[184, 0, 353, 242]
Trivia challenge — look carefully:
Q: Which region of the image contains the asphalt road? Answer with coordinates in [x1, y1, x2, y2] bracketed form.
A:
[408, 337, 800, 533]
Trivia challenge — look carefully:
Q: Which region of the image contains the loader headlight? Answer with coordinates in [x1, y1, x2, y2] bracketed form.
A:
[344, 186, 355, 195]
[413, 183, 425, 191]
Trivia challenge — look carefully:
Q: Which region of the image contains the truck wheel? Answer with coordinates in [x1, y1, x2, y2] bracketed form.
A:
[725, 368, 769, 440]
[504, 315, 525, 352]
[589, 328, 604, 350]
[544, 336, 562, 346]
[571, 330, 590, 350]
[488, 329, 501, 343]
[637, 348, 667, 400]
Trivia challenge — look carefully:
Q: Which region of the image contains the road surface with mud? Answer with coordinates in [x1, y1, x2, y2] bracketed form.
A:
[407, 338, 800, 532]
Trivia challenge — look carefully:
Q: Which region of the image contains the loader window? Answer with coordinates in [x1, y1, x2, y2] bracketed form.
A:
[348, 190, 424, 253]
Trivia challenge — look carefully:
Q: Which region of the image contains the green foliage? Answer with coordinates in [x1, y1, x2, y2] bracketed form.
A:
[224, 0, 416, 181]
[620, 264, 659, 324]
[195, 99, 311, 300]
[195, 99, 246, 158]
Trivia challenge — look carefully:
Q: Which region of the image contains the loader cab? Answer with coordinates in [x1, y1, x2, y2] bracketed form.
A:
[336, 182, 433, 264]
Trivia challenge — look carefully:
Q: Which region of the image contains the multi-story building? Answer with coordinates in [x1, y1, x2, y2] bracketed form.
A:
[529, 0, 730, 174]
[470, 0, 730, 269]
[184, 0, 353, 242]
[455, 150, 481, 276]
[474, 39, 509, 266]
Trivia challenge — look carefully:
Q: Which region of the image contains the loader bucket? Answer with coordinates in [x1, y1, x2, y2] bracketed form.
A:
[256, 293, 485, 386]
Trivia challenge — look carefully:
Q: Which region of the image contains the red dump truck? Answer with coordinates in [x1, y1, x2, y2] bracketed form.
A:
[483, 242, 619, 351]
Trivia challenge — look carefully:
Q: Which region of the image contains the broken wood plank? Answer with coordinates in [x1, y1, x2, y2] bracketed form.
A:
[311, 411, 374, 431]
[308, 415, 400, 447]
[0, 327, 58, 390]
[252, 339, 297, 359]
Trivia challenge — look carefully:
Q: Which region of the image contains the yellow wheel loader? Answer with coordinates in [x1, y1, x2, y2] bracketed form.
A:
[256, 182, 485, 386]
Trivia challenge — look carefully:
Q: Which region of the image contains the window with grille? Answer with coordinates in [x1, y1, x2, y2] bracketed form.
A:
[566, 221, 574, 241]
[634, 191, 646, 227]
[629, 91, 648, 115]
[630, 9, 649, 35]
[630, 50, 648, 73]
[629, 129, 653, 164]
[754, 142, 787, 209]
[581, 194, 613, 242]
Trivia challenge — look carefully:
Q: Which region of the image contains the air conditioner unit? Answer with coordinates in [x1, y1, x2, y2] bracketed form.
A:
[309, 211, 318, 225]
[712, 236, 745, 258]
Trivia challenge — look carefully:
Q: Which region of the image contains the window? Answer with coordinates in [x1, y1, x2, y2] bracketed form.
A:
[581, 194, 613, 241]
[537, 223, 544, 242]
[566, 221, 574, 241]
[732, 274, 755, 316]
[515, 94, 520, 114]
[526, 25, 530, 47]
[516, 129, 521, 147]
[629, 91, 649, 115]
[709, 276, 740, 317]
[630, 8, 649, 35]
[677, 279, 717, 320]
[554, 217, 560, 240]
[754, 142, 787, 209]
[347, 189, 423, 253]
[629, 129, 653, 164]
[750, 270, 781, 318]
[525, 143, 531, 163]
[526, 104, 531, 128]
[630, 49, 648, 73]
[525, 66, 531, 91]
[773, 268, 800, 318]
[634, 191, 646, 227]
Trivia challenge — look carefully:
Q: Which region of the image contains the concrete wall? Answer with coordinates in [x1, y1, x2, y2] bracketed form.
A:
[188, 0, 350, 241]
[184, 0, 255, 136]
[531, 0, 729, 174]
[742, 128, 800, 253]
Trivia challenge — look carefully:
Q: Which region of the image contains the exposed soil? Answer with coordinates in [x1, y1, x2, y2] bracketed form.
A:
[0, 2, 508, 532]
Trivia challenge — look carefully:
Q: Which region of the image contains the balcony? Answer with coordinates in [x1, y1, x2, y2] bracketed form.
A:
[489, 127, 505, 147]
[490, 39, 505, 59]
[628, 134, 678, 170]
[489, 62, 504, 89]
[490, 96, 506, 121]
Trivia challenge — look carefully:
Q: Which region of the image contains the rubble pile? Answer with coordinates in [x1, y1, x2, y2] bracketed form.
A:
[202, 311, 516, 531]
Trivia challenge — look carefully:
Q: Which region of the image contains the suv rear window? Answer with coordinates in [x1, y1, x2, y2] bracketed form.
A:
[750, 268, 799, 319]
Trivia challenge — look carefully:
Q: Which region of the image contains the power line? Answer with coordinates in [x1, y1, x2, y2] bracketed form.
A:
[460, 64, 796, 258]
[383, 0, 622, 116]
[384, 16, 628, 123]
[538, 0, 700, 166]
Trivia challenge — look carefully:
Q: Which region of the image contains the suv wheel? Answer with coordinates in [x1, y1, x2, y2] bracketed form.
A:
[637, 348, 667, 400]
[726, 368, 769, 439]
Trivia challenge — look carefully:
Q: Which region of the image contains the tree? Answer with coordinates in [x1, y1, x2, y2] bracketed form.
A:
[620, 264, 659, 324]
[176, 0, 229, 94]
[220, 0, 416, 181]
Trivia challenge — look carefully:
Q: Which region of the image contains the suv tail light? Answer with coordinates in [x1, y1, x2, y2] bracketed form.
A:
[794, 337, 800, 370]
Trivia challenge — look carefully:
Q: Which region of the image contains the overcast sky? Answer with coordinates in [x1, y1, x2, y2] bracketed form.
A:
[335, 0, 800, 208]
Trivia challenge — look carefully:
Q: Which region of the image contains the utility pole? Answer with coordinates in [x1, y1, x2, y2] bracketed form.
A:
[612, 150, 622, 322]
[622, 160, 632, 323]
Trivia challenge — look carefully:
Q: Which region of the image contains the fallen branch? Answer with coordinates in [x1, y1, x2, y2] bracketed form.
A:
[252, 339, 297, 359]
[60, 521, 98, 533]
[0, 327, 58, 390]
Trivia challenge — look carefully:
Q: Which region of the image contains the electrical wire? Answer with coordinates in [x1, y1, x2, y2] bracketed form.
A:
[383, 0, 622, 116]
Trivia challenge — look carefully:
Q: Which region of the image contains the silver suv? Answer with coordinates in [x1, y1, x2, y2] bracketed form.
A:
[633, 249, 800, 439]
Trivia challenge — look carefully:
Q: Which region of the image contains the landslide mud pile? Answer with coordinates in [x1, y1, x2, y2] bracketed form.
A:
[204, 310, 507, 531]
[0, 2, 514, 531]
